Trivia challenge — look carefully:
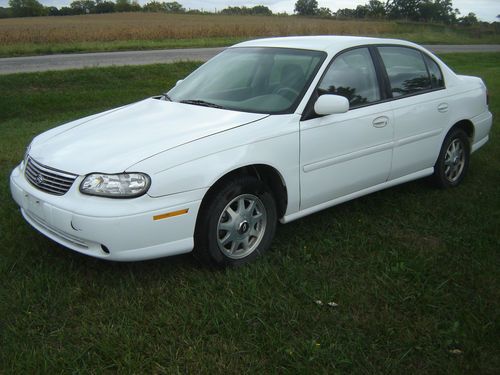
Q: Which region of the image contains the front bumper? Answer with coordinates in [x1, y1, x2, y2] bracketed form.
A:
[10, 165, 204, 261]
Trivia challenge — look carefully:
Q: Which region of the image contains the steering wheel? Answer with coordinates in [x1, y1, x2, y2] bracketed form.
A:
[274, 87, 300, 101]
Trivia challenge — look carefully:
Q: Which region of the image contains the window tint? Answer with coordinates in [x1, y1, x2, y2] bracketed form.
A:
[379, 47, 431, 97]
[424, 54, 445, 88]
[318, 48, 380, 108]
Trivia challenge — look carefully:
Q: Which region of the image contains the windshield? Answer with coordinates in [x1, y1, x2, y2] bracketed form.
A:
[168, 47, 326, 114]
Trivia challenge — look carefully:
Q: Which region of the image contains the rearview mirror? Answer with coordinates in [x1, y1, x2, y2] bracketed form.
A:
[176, 79, 184, 86]
[314, 95, 349, 115]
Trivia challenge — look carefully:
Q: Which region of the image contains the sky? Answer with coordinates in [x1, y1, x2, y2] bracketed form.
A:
[0, 0, 499, 22]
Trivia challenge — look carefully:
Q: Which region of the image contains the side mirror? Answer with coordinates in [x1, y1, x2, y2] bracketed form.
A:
[176, 79, 184, 87]
[314, 94, 349, 115]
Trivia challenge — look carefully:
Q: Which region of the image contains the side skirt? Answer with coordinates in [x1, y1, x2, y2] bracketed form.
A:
[280, 168, 434, 224]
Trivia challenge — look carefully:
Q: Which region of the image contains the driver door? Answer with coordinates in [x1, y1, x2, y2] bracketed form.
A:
[299, 47, 394, 209]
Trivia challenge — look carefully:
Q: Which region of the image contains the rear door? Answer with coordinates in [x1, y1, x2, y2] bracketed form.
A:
[376, 46, 450, 180]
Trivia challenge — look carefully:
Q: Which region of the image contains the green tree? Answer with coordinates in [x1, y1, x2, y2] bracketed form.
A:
[46, 6, 59, 15]
[143, 1, 165, 12]
[9, 0, 45, 17]
[221, 5, 271, 16]
[0, 6, 13, 18]
[115, 0, 132, 12]
[354, 5, 369, 18]
[294, 0, 318, 16]
[59, 6, 74, 15]
[386, 0, 421, 20]
[251, 5, 272, 15]
[165, 1, 184, 13]
[221, 6, 241, 15]
[317, 7, 332, 17]
[366, 0, 385, 18]
[335, 8, 355, 18]
[387, 0, 458, 23]
[114, 0, 140, 12]
[418, 0, 436, 21]
[95, 0, 115, 13]
[70, 0, 96, 14]
[459, 12, 478, 26]
[429, 0, 458, 23]
[130, 1, 141, 11]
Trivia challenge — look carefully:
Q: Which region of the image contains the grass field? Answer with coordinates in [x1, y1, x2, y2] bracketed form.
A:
[0, 12, 499, 57]
[0, 53, 499, 373]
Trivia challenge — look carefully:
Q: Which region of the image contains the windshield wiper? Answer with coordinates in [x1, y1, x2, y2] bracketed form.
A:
[180, 99, 225, 109]
[162, 93, 172, 101]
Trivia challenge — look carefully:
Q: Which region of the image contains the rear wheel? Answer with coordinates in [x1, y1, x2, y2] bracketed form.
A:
[195, 176, 277, 267]
[433, 128, 470, 188]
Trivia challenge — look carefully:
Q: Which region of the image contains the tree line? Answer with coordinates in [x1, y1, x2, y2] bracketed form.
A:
[0, 0, 277, 17]
[295, 0, 493, 25]
[2, 0, 186, 17]
[1, 0, 497, 25]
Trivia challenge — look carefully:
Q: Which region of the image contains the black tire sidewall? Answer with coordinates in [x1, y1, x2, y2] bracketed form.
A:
[196, 176, 277, 267]
[434, 128, 470, 188]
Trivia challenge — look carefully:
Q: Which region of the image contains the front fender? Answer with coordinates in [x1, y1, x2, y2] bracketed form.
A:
[133, 115, 301, 215]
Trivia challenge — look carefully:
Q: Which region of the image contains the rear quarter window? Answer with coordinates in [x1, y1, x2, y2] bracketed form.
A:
[423, 54, 445, 89]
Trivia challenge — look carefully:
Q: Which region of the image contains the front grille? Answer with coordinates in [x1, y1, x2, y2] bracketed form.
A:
[25, 156, 78, 196]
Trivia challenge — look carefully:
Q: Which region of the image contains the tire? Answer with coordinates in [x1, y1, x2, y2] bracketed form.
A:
[432, 128, 470, 188]
[194, 176, 277, 267]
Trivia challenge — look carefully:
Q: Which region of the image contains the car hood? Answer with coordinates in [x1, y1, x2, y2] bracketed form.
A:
[29, 98, 268, 175]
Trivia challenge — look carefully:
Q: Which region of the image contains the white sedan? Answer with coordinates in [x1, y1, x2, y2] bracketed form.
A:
[10, 36, 492, 266]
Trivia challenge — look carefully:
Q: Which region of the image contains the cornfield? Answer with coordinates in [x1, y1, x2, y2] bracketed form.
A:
[0, 13, 397, 45]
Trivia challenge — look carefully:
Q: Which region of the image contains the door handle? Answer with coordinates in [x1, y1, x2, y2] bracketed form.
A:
[437, 103, 449, 113]
[372, 116, 388, 128]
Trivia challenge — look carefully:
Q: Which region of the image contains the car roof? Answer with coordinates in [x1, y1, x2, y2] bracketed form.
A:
[232, 35, 421, 55]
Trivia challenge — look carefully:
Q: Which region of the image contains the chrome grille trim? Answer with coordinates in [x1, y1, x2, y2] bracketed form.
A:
[25, 156, 78, 196]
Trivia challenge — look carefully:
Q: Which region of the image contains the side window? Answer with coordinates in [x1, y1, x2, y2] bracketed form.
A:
[318, 48, 380, 108]
[424, 54, 445, 89]
[378, 46, 431, 97]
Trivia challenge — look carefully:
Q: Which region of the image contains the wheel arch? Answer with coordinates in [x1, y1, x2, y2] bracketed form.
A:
[434, 119, 474, 166]
[433, 119, 472, 188]
[198, 164, 288, 220]
[448, 119, 475, 143]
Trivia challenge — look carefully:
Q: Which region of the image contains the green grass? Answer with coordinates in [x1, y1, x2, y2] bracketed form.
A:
[0, 54, 499, 373]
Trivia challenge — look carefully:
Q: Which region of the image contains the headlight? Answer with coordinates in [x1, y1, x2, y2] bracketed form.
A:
[80, 173, 151, 198]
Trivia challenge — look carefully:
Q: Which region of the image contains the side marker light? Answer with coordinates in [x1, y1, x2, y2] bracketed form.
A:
[153, 209, 189, 221]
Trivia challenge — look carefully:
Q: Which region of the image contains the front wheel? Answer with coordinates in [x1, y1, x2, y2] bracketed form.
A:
[433, 128, 470, 188]
[195, 176, 277, 267]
